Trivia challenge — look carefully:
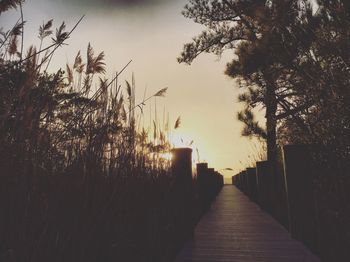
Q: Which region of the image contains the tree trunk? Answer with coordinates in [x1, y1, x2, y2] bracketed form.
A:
[264, 71, 279, 219]
[266, 94, 277, 166]
[264, 72, 278, 167]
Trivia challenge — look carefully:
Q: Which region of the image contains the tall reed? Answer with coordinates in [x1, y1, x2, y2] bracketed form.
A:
[0, 4, 190, 261]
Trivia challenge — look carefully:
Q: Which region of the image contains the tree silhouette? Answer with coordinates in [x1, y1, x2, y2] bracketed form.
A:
[179, 0, 350, 163]
[178, 0, 306, 167]
[277, 0, 350, 159]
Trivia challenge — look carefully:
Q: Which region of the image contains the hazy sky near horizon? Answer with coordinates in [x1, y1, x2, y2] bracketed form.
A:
[1, 0, 264, 177]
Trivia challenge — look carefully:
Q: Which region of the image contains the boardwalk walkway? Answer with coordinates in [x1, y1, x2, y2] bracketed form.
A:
[175, 186, 320, 262]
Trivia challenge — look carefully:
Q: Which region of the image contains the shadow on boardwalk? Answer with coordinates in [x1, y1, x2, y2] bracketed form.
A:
[175, 186, 320, 262]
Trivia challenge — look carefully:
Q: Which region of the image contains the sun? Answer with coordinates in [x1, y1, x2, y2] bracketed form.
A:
[166, 130, 211, 165]
[159, 152, 172, 161]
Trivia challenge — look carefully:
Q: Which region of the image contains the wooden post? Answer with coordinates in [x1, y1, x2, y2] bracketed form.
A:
[256, 161, 272, 213]
[207, 168, 215, 201]
[196, 163, 208, 178]
[196, 163, 208, 192]
[214, 171, 224, 194]
[196, 162, 210, 213]
[171, 147, 193, 238]
[238, 172, 243, 190]
[282, 145, 319, 253]
[234, 174, 238, 186]
[245, 168, 251, 197]
[171, 148, 193, 184]
[241, 170, 248, 194]
[246, 167, 258, 203]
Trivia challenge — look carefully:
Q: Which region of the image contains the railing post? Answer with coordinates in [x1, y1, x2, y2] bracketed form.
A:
[242, 170, 248, 194]
[171, 147, 193, 184]
[196, 163, 208, 179]
[282, 145, 319, 253]
[171, 147, 193, 238]
[214, 170, 224, 194]
[238, 172, 242, 190]
[196, 162, 209, 212]
[207, 168, 215, 201]
[256, 161, 272, 213]
[246, 167, 258, 203]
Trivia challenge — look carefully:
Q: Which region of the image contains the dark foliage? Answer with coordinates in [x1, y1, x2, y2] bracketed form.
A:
[0, 3, 196, 262]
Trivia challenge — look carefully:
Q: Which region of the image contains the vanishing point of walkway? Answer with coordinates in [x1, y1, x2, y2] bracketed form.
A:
[175, 186, 320, 262]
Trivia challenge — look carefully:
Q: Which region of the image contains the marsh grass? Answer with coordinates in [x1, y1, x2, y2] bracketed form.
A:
[0, 3, 192, 261]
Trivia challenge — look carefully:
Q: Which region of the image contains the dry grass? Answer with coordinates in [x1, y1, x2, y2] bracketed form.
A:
[0, 6, 193, 261]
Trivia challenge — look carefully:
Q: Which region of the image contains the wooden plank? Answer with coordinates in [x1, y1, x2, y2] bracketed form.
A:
[175, 186, 320, 262]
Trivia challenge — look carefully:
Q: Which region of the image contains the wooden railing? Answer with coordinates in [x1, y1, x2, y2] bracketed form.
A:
[232, 145, 350, 261]
[171, 148, 224, 236]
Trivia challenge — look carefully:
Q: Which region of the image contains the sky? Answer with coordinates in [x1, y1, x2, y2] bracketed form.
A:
[1, 0, 265, 180]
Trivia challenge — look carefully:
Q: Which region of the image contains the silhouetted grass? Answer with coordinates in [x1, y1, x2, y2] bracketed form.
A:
[0, 6, 192, 261]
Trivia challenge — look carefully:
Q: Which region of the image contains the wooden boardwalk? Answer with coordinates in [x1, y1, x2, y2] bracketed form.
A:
[175, 186, 320, 262]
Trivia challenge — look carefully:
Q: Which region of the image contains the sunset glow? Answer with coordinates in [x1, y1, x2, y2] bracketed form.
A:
[0, 0, 264, 176]
[2, 1, 348, 261]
